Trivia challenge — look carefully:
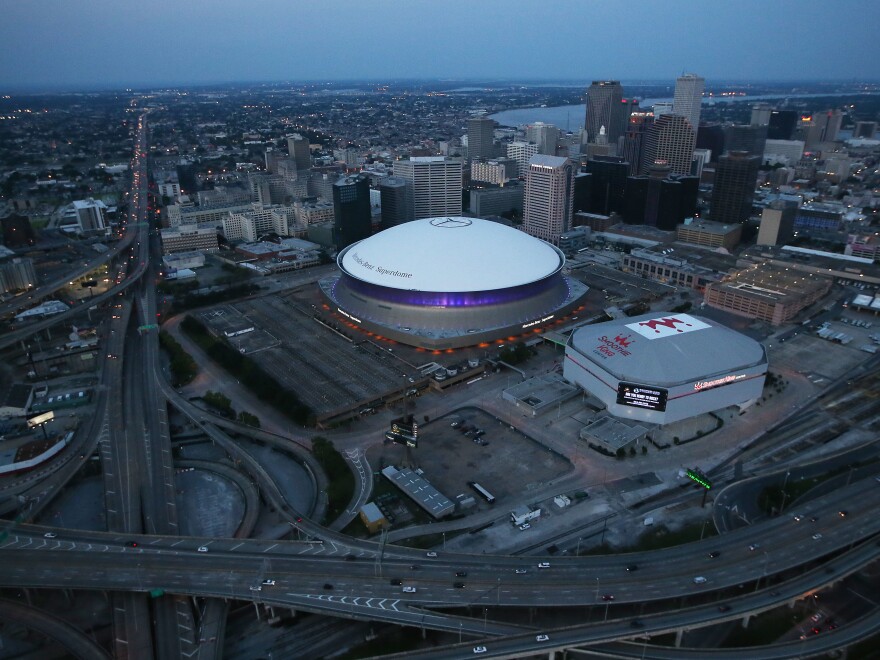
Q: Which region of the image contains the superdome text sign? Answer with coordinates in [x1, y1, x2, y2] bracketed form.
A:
[626, 314, 711, 340]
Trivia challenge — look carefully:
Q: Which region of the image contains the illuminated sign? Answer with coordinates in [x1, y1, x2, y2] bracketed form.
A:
[694, 373, 747, 391]
[686, 468, 712, 490]
[626, 314, 710, 340]
[391, 419, 418, 438]
[522, 314, 554, 329]
[337, 308, 361, 324]
[616, 382, 668, 412]
[385, 431, 417, 448]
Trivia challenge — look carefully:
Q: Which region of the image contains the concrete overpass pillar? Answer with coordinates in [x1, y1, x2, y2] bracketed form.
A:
[675, 628, 684, 647]
[548, 652, 555, 660]
[741, 613, 751, 628]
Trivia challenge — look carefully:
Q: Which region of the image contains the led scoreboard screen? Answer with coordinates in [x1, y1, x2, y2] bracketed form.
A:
[616, 382, 668, 412]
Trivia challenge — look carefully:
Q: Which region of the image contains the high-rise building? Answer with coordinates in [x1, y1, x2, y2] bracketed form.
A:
[72, 199, 109, 236]
[641, 114, 697, 176]
[653, 102, 675, 118]
[585, 81, 624, 144]
[624, 169, 699, 231]
[583, 156, 629, 216]
[672, 73, 705, 134]
[750, 103, 773, 126]
[724, 124, 768, 158]
[507, 141, 539, 177]
[332, 174, 372, 250]
[523, 155, 575, 244]
[379, 176, 412, 228]
[287, 134, 312, 171]
[767, 111, 797, 140]
[0, 257, 37, 294]
[392, 157, 463, 219]
[467, 117, 497, 161]
[525, 122, 560, 156]
[710, 151, 761, 225]
[854, 121, 878, 139]
[757, 199, 798, 246]
[621, 112, 654, 175]
[816, 109, 843, 142]
[470, 158, 518, 185]
[697, 124, 725, 163]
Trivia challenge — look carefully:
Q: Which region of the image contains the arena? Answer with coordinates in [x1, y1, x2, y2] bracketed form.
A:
[319, 217, 589, 349]
[563, 313, 768, 425]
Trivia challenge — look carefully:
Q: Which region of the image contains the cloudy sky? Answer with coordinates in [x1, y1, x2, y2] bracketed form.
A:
[1, 0, 878, 90]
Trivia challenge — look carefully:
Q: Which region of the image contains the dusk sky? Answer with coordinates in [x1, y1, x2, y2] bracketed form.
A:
[1, 0, 879, 91]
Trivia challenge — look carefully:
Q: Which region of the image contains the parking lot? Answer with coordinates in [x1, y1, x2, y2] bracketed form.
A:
[370, 406, 573, 514]
[205, 294, 423, 416]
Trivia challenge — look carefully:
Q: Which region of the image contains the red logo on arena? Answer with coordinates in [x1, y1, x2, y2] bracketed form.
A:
[613, 334, 633, 348]
[637, 317, 692, 334]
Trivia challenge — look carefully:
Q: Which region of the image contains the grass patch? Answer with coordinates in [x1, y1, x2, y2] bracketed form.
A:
[312, 436, 355, 524]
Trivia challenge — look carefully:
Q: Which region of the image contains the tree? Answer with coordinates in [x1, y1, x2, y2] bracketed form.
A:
[237, 411, 261, 428]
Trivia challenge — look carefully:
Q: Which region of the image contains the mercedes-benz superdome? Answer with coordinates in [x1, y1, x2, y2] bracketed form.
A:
[563, 313, 768, 425]
[319, 217, 589, 350]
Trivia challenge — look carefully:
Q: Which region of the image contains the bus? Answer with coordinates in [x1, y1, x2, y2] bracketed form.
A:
[468, 481, 496, 504]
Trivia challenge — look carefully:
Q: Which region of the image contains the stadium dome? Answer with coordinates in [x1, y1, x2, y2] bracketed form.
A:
[319, 217, 589, 350]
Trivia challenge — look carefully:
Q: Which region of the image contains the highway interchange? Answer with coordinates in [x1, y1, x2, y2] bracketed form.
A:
[1, 113, 880, 658]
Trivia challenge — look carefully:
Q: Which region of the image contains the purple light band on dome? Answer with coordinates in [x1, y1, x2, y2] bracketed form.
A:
[341, 273, 563, 307]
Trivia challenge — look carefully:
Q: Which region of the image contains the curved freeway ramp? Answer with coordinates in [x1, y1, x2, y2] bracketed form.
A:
[0, 597, 111, 660]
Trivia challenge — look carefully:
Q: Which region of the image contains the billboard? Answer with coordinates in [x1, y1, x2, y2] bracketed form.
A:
[27, 411, 55, 427]
[616, 382, 668, 412]
[385, 431, 417, 448]
[391, 418, 418, 438]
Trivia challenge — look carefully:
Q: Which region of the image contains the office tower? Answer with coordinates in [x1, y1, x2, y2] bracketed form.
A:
[585, 81, 624, 144]
[697, 124, 725, 162]
[287, 133, 312, 171]
[641, 114, 696, 176]
[767, 111, 797, 140]
[710, 151, 761, 224]
[572, 172, 592, 214]
[673, 73, 705, 134]
[750, 103, 772, 126]
[471, 158, 518, 185]
[724, 124, 768, 157]
[624, 164, 698, 231]
[72, 199, 109, 235]
[379, 176, 412, 228]
[0, 257, 37, 294]
[757, 199, 798, 246]
[653, 102, 674, 118]
[525, 122, 560, 156]
[523, 155, 575, 244]
[795, 116, 822, 148]
[507, 141, 539, 177]
[265, 147, 283, 174]
[468, 184, 524, 217]
[332, 174, 372, 250]
[392, 157, 463, 219]
[583, 156, 629, 215]
[467, 116, 497, 161]
[691, 149, 711, 178]
[621, 112, 654, 175]
[854, 121, 877, 139]
[816, 109, 843, 142]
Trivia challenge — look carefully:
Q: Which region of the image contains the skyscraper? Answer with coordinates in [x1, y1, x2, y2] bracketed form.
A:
[525, 123, 560, 156]
[467, 116, 497, 161]
[672, 73, 705, 134]
[724, 124, 768, 158]
[757, 199, 798, 246]
[523, 155, 575, 244]
[583, 156, 629, 216]
[392, 157, 463, 219]
[585, 81, 624, 144]
[710, 151, 760, 225]
[379, 176, 412, 229]
[641, 114, 697, 176]
[767, 111, 797, 140]
[287, 134, 312, 171]
[621, 112, 654, 175]
[507, 141, 539, 177]
[750, 103, 772, 126]
[332, 174, 372, 250]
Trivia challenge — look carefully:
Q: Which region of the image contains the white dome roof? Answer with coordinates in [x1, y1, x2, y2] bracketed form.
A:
[339, 217, 563, 292]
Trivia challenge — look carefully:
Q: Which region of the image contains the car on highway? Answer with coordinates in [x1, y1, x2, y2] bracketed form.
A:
[749, 543, 760, 551]
[515, 569, 527, 574]
[390, 579, 402, 586]
[453, 582, 466, 589]
[125, 541, 138, 548]
[455, 571, 468, 577]
[249, 585, 262, 592]
[626, 564, 638, 572]
[473, 647, 487, 654]
[812, 533, 823, 540]
[323, 583, 333, 590]
[793, 514, 803, 522]
[410, 565, 420, 570]
[601, 594, 614, 601]
[43, 532, 56, 538]
[838, 510, 848, 518]
[537, 562, 550, 569]
[718, 604, 731, 612]
[694, 576, 707, 584]
[197, 546, 209, 553]
[426, 551, 438, 558]
[536, 634, 550, 641]
[708, 550, 721, 558]
[810, 516, 819, 522]
[262, 580, 275, 586]
[402, 586, 417, 593]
